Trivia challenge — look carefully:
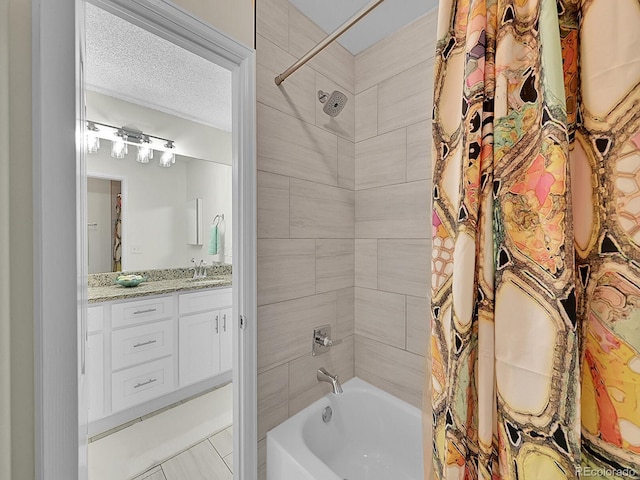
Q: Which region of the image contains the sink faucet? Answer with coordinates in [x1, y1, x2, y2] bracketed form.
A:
[190, 258, 208, 279]
[317, 367, 343, 394]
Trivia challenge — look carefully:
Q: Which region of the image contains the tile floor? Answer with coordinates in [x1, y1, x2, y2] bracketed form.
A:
[132, 425, 233, 480]
[89, 383, 233, 480]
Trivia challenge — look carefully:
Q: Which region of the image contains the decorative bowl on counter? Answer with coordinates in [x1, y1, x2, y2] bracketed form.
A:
[115, 274, 147, 287]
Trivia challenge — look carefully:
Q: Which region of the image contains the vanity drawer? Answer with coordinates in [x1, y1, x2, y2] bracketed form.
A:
[111, 319, 174, 370]
[111, 296, 174, 328]
[111, 356, 174, 413]
[179, 288, 232, 315]
[87, 305, 104, 333]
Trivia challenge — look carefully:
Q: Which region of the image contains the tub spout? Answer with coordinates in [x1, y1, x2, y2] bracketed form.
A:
[317, 367, 343, 394]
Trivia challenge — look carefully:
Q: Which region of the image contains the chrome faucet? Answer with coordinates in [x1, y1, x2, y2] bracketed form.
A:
[190, 258, 208, 279]
[317, 367, 343, 395]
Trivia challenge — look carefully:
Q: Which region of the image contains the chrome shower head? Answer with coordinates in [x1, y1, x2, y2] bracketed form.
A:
[318, 90, 348, 117]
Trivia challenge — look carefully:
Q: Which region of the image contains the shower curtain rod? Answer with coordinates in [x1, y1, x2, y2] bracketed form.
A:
[274, 0, 386, 86]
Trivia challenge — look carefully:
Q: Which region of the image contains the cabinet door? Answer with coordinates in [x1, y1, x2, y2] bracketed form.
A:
[179, 311, 221, 387]
[87, 333, 104, 422]
[220, 308, 233, 372]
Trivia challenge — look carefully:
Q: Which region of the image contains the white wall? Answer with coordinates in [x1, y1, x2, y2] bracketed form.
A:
[88, 147, 189, 271]
[186, 158, 233, 264]
[87, 91, 233, 166]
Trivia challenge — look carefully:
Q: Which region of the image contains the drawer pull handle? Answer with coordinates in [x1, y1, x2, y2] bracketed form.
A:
[215, 315, 219, 334]
[133, 308, 157, 315]
[134, 378, 157, 389]
[223, 314, 227, 332]
[133, 339, 157, 348]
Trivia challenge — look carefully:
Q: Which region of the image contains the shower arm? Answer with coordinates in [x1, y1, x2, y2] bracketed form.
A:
[274, 0, 386, 86]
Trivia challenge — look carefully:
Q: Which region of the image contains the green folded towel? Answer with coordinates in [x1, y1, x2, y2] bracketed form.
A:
[208, 225, 219, 255]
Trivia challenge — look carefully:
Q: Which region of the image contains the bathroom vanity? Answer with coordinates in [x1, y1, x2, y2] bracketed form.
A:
[86, 269, 232, 437]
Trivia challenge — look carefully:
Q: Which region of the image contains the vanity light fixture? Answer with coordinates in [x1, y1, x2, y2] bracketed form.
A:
[87, 120, 176, 168]
[159, 140, 176, 168]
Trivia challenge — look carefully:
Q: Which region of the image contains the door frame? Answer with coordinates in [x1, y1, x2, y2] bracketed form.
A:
[32, 0, 257, 478]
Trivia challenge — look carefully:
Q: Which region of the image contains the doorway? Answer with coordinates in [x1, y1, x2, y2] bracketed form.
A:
[32, 0, 257, 479]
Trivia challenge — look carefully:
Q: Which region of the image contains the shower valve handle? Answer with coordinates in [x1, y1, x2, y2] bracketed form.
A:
[315, 332, 341, 348]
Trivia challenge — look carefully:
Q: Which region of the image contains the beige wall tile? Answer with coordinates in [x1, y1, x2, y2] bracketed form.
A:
[290, 179, 354, 238]
[257, 364, 289, 440]
[355, 13, 437, 93]
[355, 181, 430, 238]
[288, 6, 355, 94]
[257, 292, 337, 372]
[316, 239, 354, 293]
[378, 61, 432, 134]
[337, 137, 355, 190]
[355, 335, 425, 408]
[315, 72, 355, 141]
[257, 171, 289, 239]
[355, 86, 378, 142]
[258, 438, 267, 480]
[257, 35, 316, 125]
[354, 287, 406, 349]
[407, 120, 433, 182]
[256, 0, 289, 51]
[407, 295, 429, 357]
[378, 239, 430, 297]
[355, 239, 377, 289]
[355, 128, 407, 190]
[257, 103, 338, 186]
[257, 239, 315, 306]
[288, 336, 354, 416]
[336, 287, 354, 340]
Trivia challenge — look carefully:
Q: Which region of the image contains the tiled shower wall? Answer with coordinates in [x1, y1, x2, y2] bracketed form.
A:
[256, 1, 437, 476]
[255, 0, 356, 476]
[353, 12, 437, 409]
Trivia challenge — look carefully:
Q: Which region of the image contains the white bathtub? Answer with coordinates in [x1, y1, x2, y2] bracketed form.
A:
[267, 377, 423, 480]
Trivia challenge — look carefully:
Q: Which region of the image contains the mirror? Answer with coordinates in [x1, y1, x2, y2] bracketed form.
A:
[86, 94, 232, 274]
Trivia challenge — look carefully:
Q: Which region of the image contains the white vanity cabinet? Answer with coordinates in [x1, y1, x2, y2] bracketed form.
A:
[87, 286, 232, 436]
[87, 305, 105, 423]
[178, 288, 233, 387]
[220, 307, 233, 372]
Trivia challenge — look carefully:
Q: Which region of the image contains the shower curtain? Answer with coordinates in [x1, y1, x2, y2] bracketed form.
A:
[113, 193, 122, 271]
[428, 0, 640, 479]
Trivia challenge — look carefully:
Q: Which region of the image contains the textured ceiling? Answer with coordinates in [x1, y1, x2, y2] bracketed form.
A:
[288, 0, 438, 55]
[85, 3, 232, 132]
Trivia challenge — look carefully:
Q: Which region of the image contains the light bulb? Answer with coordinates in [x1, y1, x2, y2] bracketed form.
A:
[136, 142, 153, 164]
[111, 132, 128, 159]
[86, 122, 100, 154]
[159, 141, 175, 167]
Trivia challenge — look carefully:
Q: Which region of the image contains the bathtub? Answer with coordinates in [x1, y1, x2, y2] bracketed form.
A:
[267, 377, 423, 480]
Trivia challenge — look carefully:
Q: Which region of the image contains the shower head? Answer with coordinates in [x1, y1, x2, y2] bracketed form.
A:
[318, 90, 348, 117]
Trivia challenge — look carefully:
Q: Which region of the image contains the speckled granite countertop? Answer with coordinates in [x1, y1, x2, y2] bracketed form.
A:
[88, 265, 232, 303]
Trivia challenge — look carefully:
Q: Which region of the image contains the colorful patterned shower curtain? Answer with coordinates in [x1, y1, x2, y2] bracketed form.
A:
[428, 0, 640, 479]
[113, 193, 122, 271]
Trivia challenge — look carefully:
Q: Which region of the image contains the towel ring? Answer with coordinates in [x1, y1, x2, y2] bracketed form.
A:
[212, 214, 224, 226]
